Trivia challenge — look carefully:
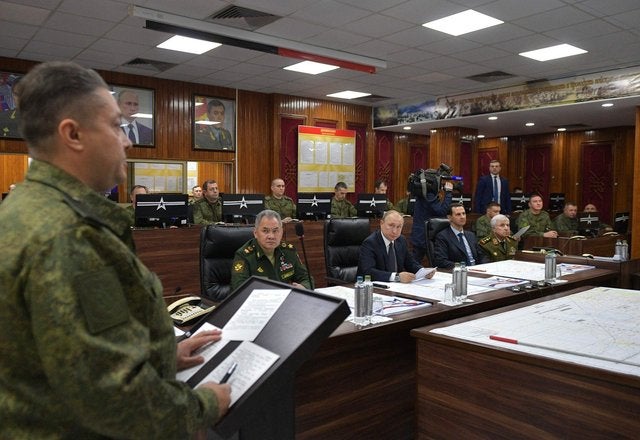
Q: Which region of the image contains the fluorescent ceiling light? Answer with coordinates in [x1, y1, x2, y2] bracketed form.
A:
[557, 128, 566, 132]
[519, 44, 587, 61]
[284, 61, 339, 75]
[477, 134, 485, 138]
[488, 116, 498, 120]
[403, 126, 412, 130]
[525, 122, 535, 127]
[157, 35, 221, 54]
[602, 103, 614, 107]
[422, 10, 503, 36]
[326, 90, 371, 99]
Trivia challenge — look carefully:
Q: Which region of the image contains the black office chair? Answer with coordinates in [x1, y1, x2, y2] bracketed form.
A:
[199, 224, 255, 301]
[425, 217, 451, 267]
[324, 218, 371, 284]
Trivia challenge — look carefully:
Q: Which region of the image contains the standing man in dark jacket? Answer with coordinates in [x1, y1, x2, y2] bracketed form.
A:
[474, 159, 511, 214]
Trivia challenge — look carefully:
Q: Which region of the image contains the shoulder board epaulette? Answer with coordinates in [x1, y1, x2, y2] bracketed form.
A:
[243, 245, 255, 254]
[479, 236, 491, 244]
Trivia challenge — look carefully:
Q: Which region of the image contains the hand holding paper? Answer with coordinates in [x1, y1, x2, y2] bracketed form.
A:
[415, 267, 437, 281]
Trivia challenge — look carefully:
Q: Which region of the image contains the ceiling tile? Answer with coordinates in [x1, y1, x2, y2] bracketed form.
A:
[0, 1, 51, 26]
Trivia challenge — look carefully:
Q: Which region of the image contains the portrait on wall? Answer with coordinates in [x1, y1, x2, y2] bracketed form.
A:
[110, 85, 155, 147]
[193, 95, 235, 151]
[0, 71, 23, 139]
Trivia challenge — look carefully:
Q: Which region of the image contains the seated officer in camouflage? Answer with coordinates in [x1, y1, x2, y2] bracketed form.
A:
[584, 203, 614, 233]
[552, 201, 579, 236]
[479, 214, 519, 262]
[0, 61, 230, 439]
[330, 181, 357, 218]
[516, 193, 558, 238]
[264, 177, 297, 222]
[475, 201, 501, 239]
[374, 178, 394, 211]
[231, 209, 313, 290]
[192, 179, 223, 224]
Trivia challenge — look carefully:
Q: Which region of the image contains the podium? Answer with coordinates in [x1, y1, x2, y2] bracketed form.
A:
[188, 277, 349, 439]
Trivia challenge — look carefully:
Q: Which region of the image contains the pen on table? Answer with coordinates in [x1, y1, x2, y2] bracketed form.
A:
[468, 268, 486, 272]
[372, 283, 389, 289]
[220, 362, 238, 384]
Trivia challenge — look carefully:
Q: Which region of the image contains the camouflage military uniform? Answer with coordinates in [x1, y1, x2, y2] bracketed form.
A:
[396, 198, 409, 215]
[231, 238, 312, 290]
[330, 197, 357, 218]
[192, 197, 223, 224]
[479, 233, 518, 262]
[553, 213, 579, 235]
[0, 160, 219, 439]
[516, 209, 553, 237]
[475, 214, 492, 239]
[264, 195, 297, 219]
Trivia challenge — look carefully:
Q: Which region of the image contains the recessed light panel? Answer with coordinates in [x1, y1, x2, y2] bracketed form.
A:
[284, 61, 339, 75]
[519, 44, 587, 62]
[422, 10, 503, 36]
[488, 116, 498, 120]
[326, 90, 371, 99]
[525, 122, 535, 127]
[157, 35, 221, 54]
[602, 103, 614, 107]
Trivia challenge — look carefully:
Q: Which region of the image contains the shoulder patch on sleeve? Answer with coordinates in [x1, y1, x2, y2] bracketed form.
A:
[234, 261, 245, 272]
[75, 267, 129, 334]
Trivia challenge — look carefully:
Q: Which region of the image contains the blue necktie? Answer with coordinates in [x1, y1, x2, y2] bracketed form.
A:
[492, 175, 499, 202]
[127, 124, 136, 143]
[458, 232, 475, 265]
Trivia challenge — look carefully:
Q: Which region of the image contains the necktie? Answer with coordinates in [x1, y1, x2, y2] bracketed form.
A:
[492, 175, 499, 202]
[388, 241, 398, 273]
[127, 124, 136, 143]
[458, 232, 474, 265]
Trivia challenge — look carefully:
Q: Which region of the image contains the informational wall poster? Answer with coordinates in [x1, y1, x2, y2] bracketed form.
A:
[297, 125, 356, 192]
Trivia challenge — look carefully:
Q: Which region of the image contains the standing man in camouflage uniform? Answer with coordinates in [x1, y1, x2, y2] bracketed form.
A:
[475, 201, 501, 239]
[0, 61, 230, 439]
[192, 179, 223, 224]
[552, 201, 579, 235]
[516, 193, 558, 238]
[231, 210, 313, 290]
[264, 177, 297, 222]
[479, 214, 519, 262]
[330, 181, 357, 218]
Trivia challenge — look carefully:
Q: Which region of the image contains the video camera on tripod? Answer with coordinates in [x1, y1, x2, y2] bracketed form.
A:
[408, 163, 463, 199]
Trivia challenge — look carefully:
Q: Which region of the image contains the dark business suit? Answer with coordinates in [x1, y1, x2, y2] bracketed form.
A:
[474, 174, 511, 213]
[121, 121, 153, 145]
[433, 227, 488, 269]
[358, 230, 422, 282]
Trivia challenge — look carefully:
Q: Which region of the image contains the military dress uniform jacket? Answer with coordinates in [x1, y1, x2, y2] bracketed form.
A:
[330, 198, 357, 218]
[264, 195, 297, 219]
[231, 238, 313, 291]
[479, 233, 518, 262]
[0, 160, 219, 439]
[516, 209, 554, 237]
[553, 214, 579, 235]
[194, 126, 233, 150]
[192, 197, 223, 224]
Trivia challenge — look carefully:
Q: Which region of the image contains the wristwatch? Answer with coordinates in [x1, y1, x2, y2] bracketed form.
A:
[394, 274, 400, 282]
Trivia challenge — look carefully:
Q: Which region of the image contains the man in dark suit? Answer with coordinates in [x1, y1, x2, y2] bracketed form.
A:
[117, 89, 153, 145]
[434, 204, 488, 269]
[474, 159, 511, 214]
[358, 210, 434, 283]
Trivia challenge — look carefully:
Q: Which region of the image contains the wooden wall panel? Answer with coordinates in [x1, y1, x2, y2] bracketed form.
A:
[0, 153, 28, 193]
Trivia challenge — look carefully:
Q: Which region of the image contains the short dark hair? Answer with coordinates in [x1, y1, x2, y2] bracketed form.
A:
[207, 99, 225, 113]
[374, 178, 386, 190]
[447, 203, 465, 216]
[202, 179, 218, 191]
[485, 201, 501, 211]
[16, 61, 108, 148]
[334, 181, 348, 191]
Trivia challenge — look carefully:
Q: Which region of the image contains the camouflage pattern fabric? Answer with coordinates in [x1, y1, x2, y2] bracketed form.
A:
[192, 197, 223, 224]
[475, 214, 492, 240]
[516, 209, 553, 237]
[330, 198, 357, 218]
[264, 195, 297, 219]
[553, 213, 579, 235]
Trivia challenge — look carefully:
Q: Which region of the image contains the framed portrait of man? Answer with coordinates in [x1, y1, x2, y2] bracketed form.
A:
[110, 85, 155, 147]
[0, 71, 23, 139]
[193, 95, 236, 151]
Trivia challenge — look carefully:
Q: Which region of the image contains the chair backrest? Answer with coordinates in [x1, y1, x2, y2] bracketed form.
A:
[425, 217, 451, 266]
[324, 218, 371, 284]
[200, 224, 255, 301]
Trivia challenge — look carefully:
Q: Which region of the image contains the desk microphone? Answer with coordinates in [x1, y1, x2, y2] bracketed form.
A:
[295, 222, 314, 289]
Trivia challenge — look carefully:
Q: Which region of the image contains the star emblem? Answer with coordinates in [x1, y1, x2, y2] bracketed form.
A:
[369, 197, 377, 207]
[156, 197, 167, 211]
[311, 195, 319, 207]
[239, 196, 248, 209]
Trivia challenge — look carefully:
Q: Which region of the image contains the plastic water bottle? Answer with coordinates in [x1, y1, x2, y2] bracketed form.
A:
[621, 240, 629, 261]
[614, 239, 622, 259]
[452, 263, 462, 304]
[354, 276, 366, 326]
[364, 275, 374, 323]
[544, 250, 557, 282]
[459, 262, 468, 302]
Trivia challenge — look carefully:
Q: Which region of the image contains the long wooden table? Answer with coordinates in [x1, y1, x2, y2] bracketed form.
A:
[411, 286, 640, 439]
[293, 267, 617, 439]
[522, 234, 622, 257]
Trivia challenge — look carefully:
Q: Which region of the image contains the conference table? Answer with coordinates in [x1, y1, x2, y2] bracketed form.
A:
[522, 233, 623, 257]
[411, 286, 640, 439]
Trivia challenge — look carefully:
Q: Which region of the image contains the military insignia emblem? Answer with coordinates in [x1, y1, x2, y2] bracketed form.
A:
[257, 266, 264, 273]
[233, 261, 244, 272]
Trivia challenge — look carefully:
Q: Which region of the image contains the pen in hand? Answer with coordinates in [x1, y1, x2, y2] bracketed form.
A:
[220, 362, 238, 384]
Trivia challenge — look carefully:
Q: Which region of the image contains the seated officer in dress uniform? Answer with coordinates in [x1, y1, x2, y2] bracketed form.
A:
[264, 177, 296, 222]
[231, 209, 313, 290]
[479, 214, 518, 262]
